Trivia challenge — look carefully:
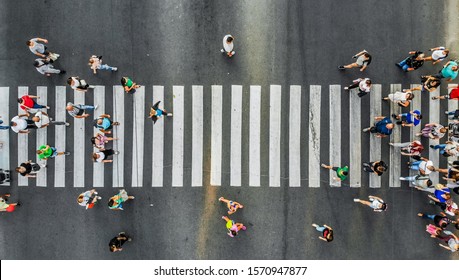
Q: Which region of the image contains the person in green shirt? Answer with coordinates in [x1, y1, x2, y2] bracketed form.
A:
[321, 163, 349, 182]
[121, 77, 141, 94]
[36, 144, 70, 160]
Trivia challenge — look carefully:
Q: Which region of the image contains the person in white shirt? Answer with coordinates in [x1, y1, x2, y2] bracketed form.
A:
[67, 76, 94, 92]
[88, 55, 117, 74]
[220, 34, 235, 57]
[344, 78, 372, 97]
[353, 196, 387, 212]
[32, 111, 69, 128]
[10, 115, 36, 134]
[425, 46, 449, 65]
[33, 58, 65, 76]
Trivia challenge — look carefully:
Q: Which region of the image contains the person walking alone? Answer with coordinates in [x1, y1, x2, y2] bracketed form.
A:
[353, 196, 387, 212]
[338, 50, 371, 71]
[311, 223, 334, 242]
[67, 76, 94, 92]
[395, 50, 425, 72]
[88, 55, 117, 74]
[109, 232, 132, 252]
[424, 47, 449, 65]
[344, 78, 372, 97]
[389, 140, 424, 157]
[15, 160, 42, 178]
[108, 189, 134, 211]
[149, 101, 172, 124]
[221, 34, 235, 57]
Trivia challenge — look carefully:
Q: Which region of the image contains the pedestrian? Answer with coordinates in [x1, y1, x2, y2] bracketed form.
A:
[36, 144, 70, 160]
[26, 37, 60, 60]
[91, 133, 117, 150]
[399, 174, 432, 190]
[67, 76, 94, 92]
[411, 75, 441, 94]
[338, 50, 372, 71]
[424, 47, 449, 65]
[392, 110, 422, 127]
[92, 149, 119, 163]
[10, 114, 36, 134]
[149, 101, 173, 124]
[0, 116, 9, 130]
[66, 102, 97, 119]
[121, 77, 141, 94]
[445, 110, 459, 120]
[353, 196, 387, 212]
[418, 212, 455, 229]
[382, 89, 414, 108]
[77, 189, 102, 210]
[33, 58, 65, 76]
[93, 114, 120, 134]
[425, 224, 444, 239]
[32, 111, 69, 128]
[416, 123, 447, 140]
[88, 55, 117, 74]
[18, 94, 49, 116]
[320, 163, 349, 182]
[311, 223, 334, 242]
[428, 185, 451, 205]
[218, 197, 244, 215]
[407, 157, 436, 176]
[221, 34, 235, 57]
[344, 78, 372, 97]
[432, 84, 459, 101]
[109, 232, 132, 252]
[389, 140, 424, 157]
[430, 141, 459, 157]
[448, 121, 459, 142]
[222, 216, 246, 237]
[15, 160, 41, 178]
[362, 161, 387, 176]
[0, 194, 20, 212]
[362, 116, 394, 138]
[436, 60, 458, 82]
[438, 231, 459, 252]
[108, 189, 134, 211]
[395, 50, 425, 72]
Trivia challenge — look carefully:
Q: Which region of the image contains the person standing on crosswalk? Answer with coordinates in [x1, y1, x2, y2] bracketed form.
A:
[92, 149, 119, 163]
[344, 78, 372, 97]
[18, 94, 49, 116]
[88, 55, 117, 74]
[353, 196, 387, 212]
[362, 116, 394, 138]
[320, 163, 349, 182]
[338, 50, 371, 71]
[34, 58, 65, 76]
[10, 114, 37, 134]
[15, 160, 42, 178]
[221, 34, 235, 57]
[36, 144, 70, 160]
[149, 101, 172, 124]
[32, 111, 69, 128]
[67, 76, 94, 92]
[66, 102, 97, 119]
[94, 114, 120, 134]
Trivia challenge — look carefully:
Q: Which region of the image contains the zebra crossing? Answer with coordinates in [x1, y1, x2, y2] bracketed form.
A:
[0, 84, 456, 188]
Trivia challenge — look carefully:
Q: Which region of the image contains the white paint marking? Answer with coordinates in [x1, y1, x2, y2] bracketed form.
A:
[308, 85, 321, 188]
[191, 86, 203, 187]
[152, 86, 164, 187]
[113, 86, 125, 187]
[210, 85, 222, 186]
[93, 86, 105, 188]
[18, 87, 29, 187]
[249, 86, 261, 187]
[349, 88, 361, 188]
[172, 86, 184, 187]
[0, 87, 9, 186]
[132, 87, 145, 187]
[329, 85, 341, 187]
[369, 84, 381, 188]
[54, 86, 66, 188]
[36, 86, 47, 187]
[289, 85, 301, 187]
[389, 84, 402, 188]
[73, 91, 85, 188]
[231, 85, 243, 186]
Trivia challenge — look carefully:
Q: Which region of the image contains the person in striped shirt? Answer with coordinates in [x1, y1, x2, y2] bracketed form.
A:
[66, 102, 97, 119]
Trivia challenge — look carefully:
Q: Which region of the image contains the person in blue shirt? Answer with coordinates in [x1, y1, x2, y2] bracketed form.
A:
[149, 101, 173, 124]
[392, 110, 422, 127]
[94, 114, 120, 133]
[362, 116, 394, 138]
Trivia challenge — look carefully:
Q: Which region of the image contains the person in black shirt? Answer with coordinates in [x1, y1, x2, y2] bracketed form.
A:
[109, 232, 132, 252]
[362, 161, 387, 176]
[418, 212, 456, 229]
[396, 51, 425, 72]
[15, 160, 41, 178]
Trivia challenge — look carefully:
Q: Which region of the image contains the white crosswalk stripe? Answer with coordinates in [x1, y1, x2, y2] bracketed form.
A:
[2, 84, 455, 188]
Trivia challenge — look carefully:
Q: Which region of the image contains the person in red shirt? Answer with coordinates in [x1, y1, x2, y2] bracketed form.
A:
[432, 84, 459, 100]
[18, 95, 49, 116]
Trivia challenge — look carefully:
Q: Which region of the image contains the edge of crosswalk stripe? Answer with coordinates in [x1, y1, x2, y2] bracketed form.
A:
[191, 85, 203, 187]
[93, 86, 105, 188]
[210, 85, 222, 186]
[0, 87, 10, 187]
[54, 86, 66, 188]
[112, 86, 124, 188]
[429, 86, 440, 184]
[308, 85, 321, 188]
[289, 85, 301, 187]
[270, 85, 282, 187]
[349, 87, 361, 188]
[230, 85, 242, 187]
[152, 86, 165, 187]
[36, 86, 47, 187]
[18, 87, 28, 187]
[329, 85, 341, 187]
[389, 84, 402, 188]
[249, 85, 261, 187]
[172, 86, 184, 187]
[132, 86, 145, 187]
[369, 85, 382, 188]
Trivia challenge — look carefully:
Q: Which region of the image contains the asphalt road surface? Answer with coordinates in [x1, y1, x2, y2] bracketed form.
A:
[0, 0, 459, 260]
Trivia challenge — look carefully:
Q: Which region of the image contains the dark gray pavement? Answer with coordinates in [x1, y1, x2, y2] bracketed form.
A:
[0, 0, 459, 260]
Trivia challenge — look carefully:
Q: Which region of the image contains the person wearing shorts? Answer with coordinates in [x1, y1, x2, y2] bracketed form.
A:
[93, 149, 119, 163]
[411, 76, 441, 94]
[320, 163, 349, 182]
[94, 114, 120, 133]
[353, 196, 387, 212]
[149, 101, 173, 124]
[338, 50, 371, 71]
[344, 78, 372, 97]
[222, 216, 246, 237]
[218, 197, 243, 215]
[36, 144, 69, 160]
[311, 223, 334, 242]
